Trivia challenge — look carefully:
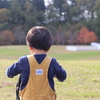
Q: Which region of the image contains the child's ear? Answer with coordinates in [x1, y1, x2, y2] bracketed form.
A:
[47, 47, 51, 51]
[28, 45, 33, 50]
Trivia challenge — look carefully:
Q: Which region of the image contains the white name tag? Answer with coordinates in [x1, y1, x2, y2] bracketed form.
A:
[36, 69, 43, 75]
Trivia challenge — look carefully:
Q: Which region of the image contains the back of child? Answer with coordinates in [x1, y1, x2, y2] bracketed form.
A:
[6, 26, 67, 100]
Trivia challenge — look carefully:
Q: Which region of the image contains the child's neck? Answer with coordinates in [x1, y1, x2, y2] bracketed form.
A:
[30, 48, 47, 55]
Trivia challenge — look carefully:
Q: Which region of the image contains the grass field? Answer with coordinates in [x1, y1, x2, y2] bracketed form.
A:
[0, 45, 100, 60]
[0, 45, 100, 100]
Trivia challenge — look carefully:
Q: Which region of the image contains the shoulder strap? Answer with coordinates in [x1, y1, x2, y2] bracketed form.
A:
[16, 75, 21, 100]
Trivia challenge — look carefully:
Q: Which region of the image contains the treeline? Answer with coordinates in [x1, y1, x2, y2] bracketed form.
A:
[0, 0, 100, 45]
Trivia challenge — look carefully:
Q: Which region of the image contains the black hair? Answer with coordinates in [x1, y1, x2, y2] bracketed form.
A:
[26, 26, 53, 51]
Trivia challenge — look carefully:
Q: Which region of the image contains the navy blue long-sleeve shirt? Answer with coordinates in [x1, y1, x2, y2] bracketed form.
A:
[6, 54, 67, 91]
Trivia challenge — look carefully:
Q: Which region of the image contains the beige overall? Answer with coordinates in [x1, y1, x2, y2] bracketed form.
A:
[19, 55, 56, 100]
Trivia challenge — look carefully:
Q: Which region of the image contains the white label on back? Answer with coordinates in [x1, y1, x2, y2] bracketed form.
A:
[36, 69, 43, 75]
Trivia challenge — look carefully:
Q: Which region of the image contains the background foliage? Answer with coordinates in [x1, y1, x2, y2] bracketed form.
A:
[0, 0, 100, 45]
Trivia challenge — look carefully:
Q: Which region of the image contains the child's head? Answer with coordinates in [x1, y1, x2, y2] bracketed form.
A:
[26, 26, 53, 51]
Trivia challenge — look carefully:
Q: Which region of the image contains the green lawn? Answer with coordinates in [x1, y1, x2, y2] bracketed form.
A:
[0, 45, 100, 100]
[0, 45, 100, 60]
[55, 60, 100, 100]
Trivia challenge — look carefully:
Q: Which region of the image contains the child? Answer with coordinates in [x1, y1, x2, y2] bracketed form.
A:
[6, 26, 67, 100]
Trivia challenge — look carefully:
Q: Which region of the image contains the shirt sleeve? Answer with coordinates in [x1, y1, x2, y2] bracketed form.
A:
[6, 56, 27, 78]
[52, 58, 67, 82]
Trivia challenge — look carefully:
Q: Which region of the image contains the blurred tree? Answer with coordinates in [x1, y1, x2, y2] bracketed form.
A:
[53, 0, 65, 15]
[76, 27, 98, 44]
[9, 0, 25, 26]
[66, 26, 77, 45]
[0, 30, 14, 45]
[0, 8, 10, 22]
[0, 8, 10, 30]
[0, 0, 10, 9]
[13, 26, 26, 45]
[23, 0, 38, 31]
[33, 0, 45, 12]
[0, 0, 100, 45]
[37, 11, 45, 25]
[45, 4, 59, 23]
[55, 25, 66, 45]
[17, 0, 27, 9]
